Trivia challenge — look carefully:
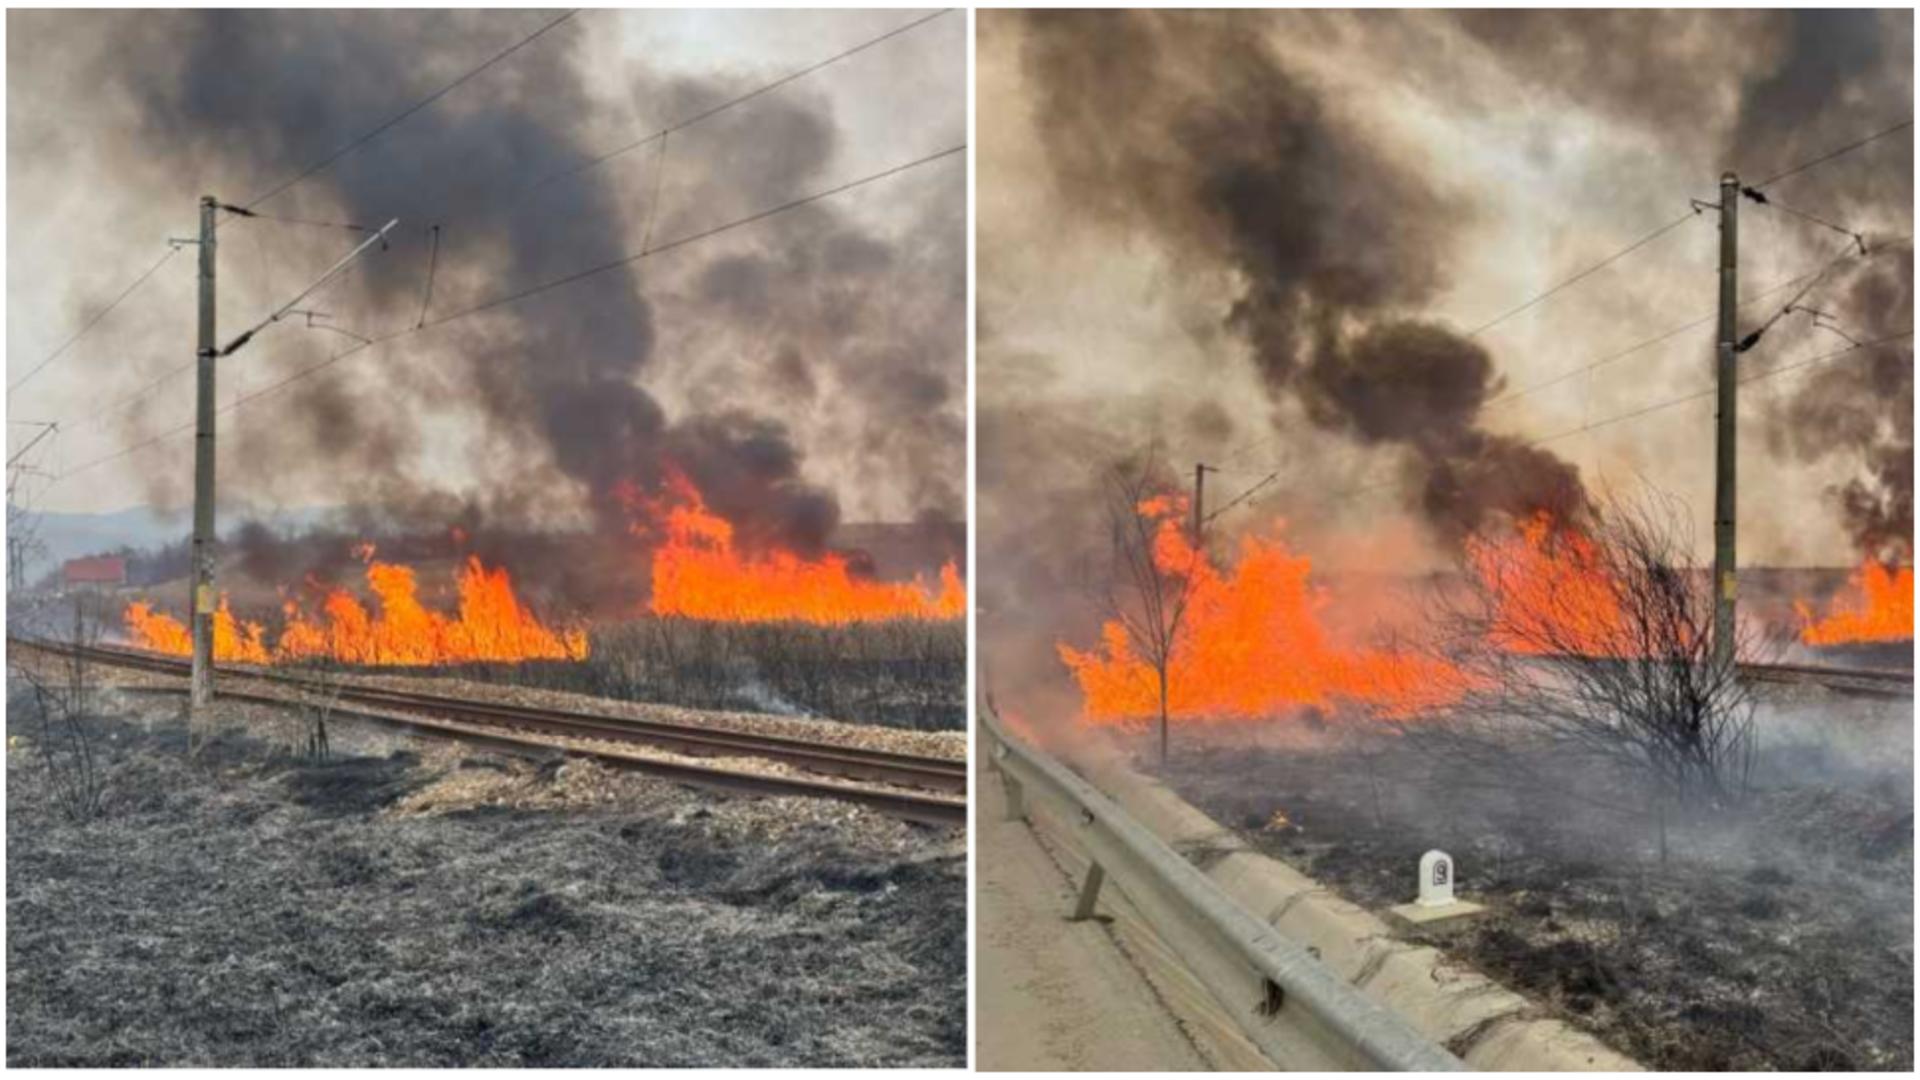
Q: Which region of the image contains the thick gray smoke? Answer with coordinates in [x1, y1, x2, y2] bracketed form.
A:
[20, 10, 962, 587]
[1013, 10, 1591, 546]
[1763, 251, 1915, 563]
[1456, 8, 1915, 561]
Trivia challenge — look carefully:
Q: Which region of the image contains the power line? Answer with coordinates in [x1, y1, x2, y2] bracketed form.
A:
[1484, 236, 1911, 411]
[1203, 469, 1282, 525]
[1219, 332, 1913, 521]
[11, 11, 578, 405]
[54, 142, 967, 482]
[1528, 330, 1913, 448]
[42, 10, 957, 431]
[526, 8, 954, 194]
[7, 246, 181, 397]
[431, 143, 963, 329]
[238, 9, 581, 213]
[1465, 210, 1701, 338]
[1752, 117, 1914, 190]
[1459, 114, 1912, 342]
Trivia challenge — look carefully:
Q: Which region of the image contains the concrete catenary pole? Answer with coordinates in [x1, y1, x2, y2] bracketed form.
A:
[190, 195, 218, 712]
[1712, 172, 1739, 671]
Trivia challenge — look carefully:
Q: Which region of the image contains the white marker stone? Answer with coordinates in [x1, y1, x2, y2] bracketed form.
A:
[1417, 850, 1455, 908]
[1389, 848, 1484, 929]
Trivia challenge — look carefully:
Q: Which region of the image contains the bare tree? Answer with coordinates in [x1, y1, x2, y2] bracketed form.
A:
[1410, 490, 1759, 832]
[11, 594, 111, 822]
[1079, 447, 1203, 763]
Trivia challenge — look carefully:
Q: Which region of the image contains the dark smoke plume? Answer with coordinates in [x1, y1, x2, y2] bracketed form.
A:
[1015, 10, 1590, 544]
[18, 9, 963, 597]
[1454, 8, 1914, 562]
[1763, 248, 1916, 563]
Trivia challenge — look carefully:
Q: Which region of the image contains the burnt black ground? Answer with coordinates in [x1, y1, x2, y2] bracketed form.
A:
[5, 686, 965, 1067]
[1144, 696, 1914, 1071]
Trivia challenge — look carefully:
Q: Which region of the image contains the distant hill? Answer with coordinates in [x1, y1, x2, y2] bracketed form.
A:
[9, 503, 334, 583]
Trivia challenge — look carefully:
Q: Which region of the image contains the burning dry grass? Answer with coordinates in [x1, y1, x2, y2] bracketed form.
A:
[1057, 492, 1455, 725]
[1797, 559, 1914, 645]
[4, 688, 964, 1067]
[124, 551, 587, 666]
[636, 471, 965, 624]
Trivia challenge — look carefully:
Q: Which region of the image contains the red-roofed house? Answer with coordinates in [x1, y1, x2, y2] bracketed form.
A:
[62, 556, 128, 589]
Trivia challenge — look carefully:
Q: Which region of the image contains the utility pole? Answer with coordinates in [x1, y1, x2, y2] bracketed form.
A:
[1712, 171, 1739, 672]
[180, 200, 395, 717]
[190, 195, 218, 713]
[1192, 463, 1213, 548]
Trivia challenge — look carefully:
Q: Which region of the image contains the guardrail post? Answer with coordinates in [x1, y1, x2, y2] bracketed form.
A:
[993, 739, 1027, 821]
[1070, 861, 1106, 921]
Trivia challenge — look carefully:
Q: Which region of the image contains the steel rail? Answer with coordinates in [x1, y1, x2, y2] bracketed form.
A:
[1737, 659, 1913, 699]
[979, 693, 1463, 1071]
[10, 637, 966, 825]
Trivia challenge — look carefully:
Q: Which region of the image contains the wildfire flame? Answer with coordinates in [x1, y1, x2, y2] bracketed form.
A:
[636, 471, 964, 624]
[1796, 560, 1914, 645]
[1464, 512, 1638, 657]
[123, 552, 586, 665]
[1057, 494, 1458, 724]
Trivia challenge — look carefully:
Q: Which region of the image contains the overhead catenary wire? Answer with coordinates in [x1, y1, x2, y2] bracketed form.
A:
[1210, 331, 1914, 522]
[41, 9, 958, 432]
[1484, 235, 1912, 410]
[10, 10, 580, 405]
[526, 8, 954, 195]
[1458, 116, 1912, 344]
[1750, 117, 1914, 190]
[1528, 330, 1914, 448]
[1203, 469, 1283, 526]
[1465, 210, 1702, 338]
[236, 9, 581, 214]
[7, 246, 182, 397]
[54, 142, 967, 482]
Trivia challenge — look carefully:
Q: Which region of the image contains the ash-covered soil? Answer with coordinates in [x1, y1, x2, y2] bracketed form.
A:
[6, 688, 965, 1067]
[1144, 696, 1914, 1071]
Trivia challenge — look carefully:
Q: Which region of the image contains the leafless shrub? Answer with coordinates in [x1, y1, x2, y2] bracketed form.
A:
[1079, 446, 1201, 763]
[11, 595, 112, 821]
[288, 657, 344, 762]
[1409, 490, 1760, 831]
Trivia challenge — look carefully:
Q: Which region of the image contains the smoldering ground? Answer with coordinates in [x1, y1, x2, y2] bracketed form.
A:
[9, 9, 965, 554]
[1139, 688, 1912, 1070]
[5, 688, 966, 1067]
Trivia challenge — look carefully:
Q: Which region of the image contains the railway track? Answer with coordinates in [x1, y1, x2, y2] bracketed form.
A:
[10, 637, 967, 826]
[1737, 660, 1914, 700]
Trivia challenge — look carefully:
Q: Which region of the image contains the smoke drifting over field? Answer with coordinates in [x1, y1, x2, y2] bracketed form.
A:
[979, 9, 1912, 672]
[8, 10, 965, 560]
[1013, 11, 1590, 545]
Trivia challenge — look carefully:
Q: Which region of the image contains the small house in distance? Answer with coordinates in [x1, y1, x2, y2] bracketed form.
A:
[61, 555, 128, 590]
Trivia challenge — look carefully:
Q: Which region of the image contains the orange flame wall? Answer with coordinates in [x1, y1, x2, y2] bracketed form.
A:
[1057, 495, 1458, 724]
[1797, 560, 1914, 645]
[638, 472, 964, 624]
[1464, 512, 1639, 657]
[124, 554, 585, 666]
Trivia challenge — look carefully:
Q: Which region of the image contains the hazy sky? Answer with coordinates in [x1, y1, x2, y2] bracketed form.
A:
[7, 8, 965, 529]
[979, 9, 1912, 572]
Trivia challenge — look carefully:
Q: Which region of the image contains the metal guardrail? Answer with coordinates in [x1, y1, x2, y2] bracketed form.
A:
[981, 698, 1464, 1072]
